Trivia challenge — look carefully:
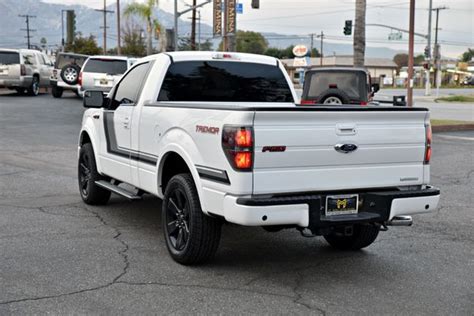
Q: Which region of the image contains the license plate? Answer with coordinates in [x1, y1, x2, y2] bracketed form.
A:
[325, 194, 358, 216]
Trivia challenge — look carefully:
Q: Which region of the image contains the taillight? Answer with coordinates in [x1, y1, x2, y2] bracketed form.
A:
[360, 101, 368, 106]
[301, 99, 316, 105]
[222, 126, 254, 171]
[424, 124, 432, 164]
[20, 64, 26, 76]
[78, 72, 82, 86]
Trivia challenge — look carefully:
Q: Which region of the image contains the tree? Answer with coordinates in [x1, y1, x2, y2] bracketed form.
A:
[121, 21, 147, 57]
[414, 54, 425, 65]
[393, 53, 425, 69]
[461, 48, 474, 62]
[65, 33, 101, 55]
[124, 0, 160, 55]
[219, 31, 268, 54]
[354, 0, 366, 67]
[178, 38, 213, 51]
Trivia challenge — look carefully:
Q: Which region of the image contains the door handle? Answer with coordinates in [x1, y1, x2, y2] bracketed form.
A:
[122, 117, 130, 129]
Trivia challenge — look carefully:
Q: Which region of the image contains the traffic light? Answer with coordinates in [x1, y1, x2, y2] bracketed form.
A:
[66, 10, 76, 45]
[424, 46, 430, 59]
[343, 20, 352, 36]
[251, 0, 260, 9]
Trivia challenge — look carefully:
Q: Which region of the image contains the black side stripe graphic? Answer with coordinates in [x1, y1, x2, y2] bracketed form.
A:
[195, 165, 230, 185]
[103, 111, 158, 165]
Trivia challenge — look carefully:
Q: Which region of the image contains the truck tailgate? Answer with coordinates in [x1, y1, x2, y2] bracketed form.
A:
[252, 109, 428, 194]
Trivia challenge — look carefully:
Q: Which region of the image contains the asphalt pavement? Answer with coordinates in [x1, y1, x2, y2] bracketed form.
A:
[0, 90, 473, 315]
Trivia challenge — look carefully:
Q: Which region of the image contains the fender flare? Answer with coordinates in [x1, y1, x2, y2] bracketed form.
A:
[78, 121, 103, 174]
[156, 143, 206, 213]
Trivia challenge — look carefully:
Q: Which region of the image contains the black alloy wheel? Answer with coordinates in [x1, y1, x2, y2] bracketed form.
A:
[165, 188, 190, 251]
[79, 152, 92, 198]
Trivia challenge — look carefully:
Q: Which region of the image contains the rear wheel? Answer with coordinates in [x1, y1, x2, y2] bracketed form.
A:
[162, 173, 222, 265]
[78, 143, 111, 205]
[324, 224, 380, 250]
[27, 76, 40, 96]
[51, 86, 63, 98]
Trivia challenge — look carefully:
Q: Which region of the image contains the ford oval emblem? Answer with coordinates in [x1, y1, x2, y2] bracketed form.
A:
[334, 143, 358, 154]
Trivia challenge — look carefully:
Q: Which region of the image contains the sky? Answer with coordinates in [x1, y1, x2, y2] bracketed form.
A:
[42, 0, 474, 58]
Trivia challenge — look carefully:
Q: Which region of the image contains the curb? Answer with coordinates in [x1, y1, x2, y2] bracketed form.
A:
[432, 124, 474, 133]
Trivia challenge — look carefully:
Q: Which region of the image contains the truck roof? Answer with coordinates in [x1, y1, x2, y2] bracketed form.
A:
[150, 51, 279, 66]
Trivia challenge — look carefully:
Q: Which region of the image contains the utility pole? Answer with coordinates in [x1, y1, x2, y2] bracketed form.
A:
[432, 6, 447, 97]
[19, 15, 36, 49]
[407, 0, 415, 107]
[174, 0, 212, 51]
[116, 0, 121, 55]
[198, 10, 201, 50]
[317, 31, 324, 66]
[425, 0, 433, 96]
[95, 0, 114, 55]
[310, 33, 314, 57]
[191, 0, 197, 50]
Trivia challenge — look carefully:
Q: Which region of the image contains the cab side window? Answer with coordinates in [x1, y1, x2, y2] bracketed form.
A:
[109, 62, 150, 110]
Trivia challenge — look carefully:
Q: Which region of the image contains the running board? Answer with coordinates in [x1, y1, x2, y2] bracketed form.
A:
[95, 180, 142, 200]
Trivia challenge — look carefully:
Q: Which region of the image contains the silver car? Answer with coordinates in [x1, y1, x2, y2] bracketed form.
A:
[0, 48, 53, 96]
[78, 56, 136, 97]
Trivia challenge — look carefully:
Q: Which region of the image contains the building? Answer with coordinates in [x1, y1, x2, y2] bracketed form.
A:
[280, 55, 398, 87]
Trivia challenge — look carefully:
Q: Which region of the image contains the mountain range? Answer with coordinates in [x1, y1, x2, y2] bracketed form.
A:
[0, 0, 404, 58]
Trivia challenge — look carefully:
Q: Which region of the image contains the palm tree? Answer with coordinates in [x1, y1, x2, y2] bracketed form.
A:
[353, 0, 366, 67]
[124, 0, 160, 55]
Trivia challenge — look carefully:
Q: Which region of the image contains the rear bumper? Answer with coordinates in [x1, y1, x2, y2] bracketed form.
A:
[50, 79, 79, 91]
[0, 76, 33, 88]
[223, 186, 440, 229]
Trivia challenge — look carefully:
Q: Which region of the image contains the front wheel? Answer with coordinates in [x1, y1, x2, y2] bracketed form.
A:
[27, 76, 40, 96]
[78, 143, 111, 205]
[162, 173, 222, 265]
[323, 224, 380, 250]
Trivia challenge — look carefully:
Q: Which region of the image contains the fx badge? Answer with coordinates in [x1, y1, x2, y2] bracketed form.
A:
[334, 143, 358, 154]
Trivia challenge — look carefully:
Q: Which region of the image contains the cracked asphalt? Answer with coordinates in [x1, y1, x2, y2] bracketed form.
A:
[0, 90, 473, 315]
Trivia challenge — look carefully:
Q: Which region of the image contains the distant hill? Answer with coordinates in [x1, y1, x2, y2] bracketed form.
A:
[0, 0, 403, 58]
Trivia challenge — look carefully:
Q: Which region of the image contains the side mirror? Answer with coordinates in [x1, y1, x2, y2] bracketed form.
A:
[371, 83, 380, 93]
[83, 90, 105, 108]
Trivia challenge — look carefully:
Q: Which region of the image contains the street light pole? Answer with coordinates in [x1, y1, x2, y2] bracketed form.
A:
[407, 0, 415, 107]
[425, 0, 433, 96]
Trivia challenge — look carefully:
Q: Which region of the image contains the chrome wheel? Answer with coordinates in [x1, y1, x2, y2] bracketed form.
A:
[165, 189, 190, 251]
[323, 96, 343, 105]
[63, 67, 77, 82]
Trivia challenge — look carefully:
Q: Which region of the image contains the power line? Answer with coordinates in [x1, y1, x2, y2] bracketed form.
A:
[19, 15, 36, 49]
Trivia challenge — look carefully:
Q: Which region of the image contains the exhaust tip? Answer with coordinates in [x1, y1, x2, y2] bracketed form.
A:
[387, 215, 413, 226]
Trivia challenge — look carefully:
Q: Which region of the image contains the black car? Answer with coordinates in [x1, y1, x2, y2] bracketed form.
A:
[300, 68, 379, 105]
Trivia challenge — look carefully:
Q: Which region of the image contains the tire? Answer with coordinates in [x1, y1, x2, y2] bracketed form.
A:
[78, 143, 111, 205]
[162, 173, 222, 265]
[318, 88, 350, 105]
[61, 64, 80, 85]
[324, 224, 380, 250]
[27, 76, 40, 96]
[51, 86, 63, 98]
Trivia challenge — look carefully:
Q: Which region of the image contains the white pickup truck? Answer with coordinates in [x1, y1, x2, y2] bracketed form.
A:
[78, 52, 440, 265]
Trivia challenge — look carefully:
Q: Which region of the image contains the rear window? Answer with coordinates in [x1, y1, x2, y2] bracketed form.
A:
[83, 59, 127, 75]
[305, 71, 366, 100]
[0, 52, 20, 65]
[157, 61, 294, 102]
[55, 54, 87, 69]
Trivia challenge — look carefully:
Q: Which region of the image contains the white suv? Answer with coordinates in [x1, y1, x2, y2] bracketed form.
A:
[0, 48, 53, 96]
[78, 56, 136, 97]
